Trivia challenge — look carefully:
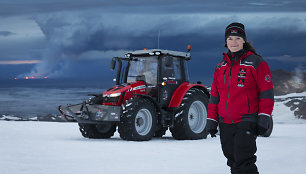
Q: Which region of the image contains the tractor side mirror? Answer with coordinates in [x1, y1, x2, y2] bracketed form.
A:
[110, 58, 116, 70]
[165, 56, 173, 67]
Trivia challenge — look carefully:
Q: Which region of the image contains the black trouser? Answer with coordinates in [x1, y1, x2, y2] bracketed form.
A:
[219, 122, 259, 174]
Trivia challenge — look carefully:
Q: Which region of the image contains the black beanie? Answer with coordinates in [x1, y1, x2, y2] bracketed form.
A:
[225, 22, 246, 41]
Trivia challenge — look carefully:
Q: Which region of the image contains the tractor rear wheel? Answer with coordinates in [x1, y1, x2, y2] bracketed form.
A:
[78, 123, 116, 139]
[170, 88, 208, 140]
[118, 97, 157, 141]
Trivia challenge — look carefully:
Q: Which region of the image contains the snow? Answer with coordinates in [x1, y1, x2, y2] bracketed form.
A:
[273, 102, 305, 124]
[274, 91, 306, 99]
[0, 121, 306, 174]
[1, 89, 306, 174]
[272, 92, 306, 123]
[0, 115, 22, 121]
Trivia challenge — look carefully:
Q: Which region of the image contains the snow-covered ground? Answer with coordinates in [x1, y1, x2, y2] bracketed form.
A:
[1, 89, 306, 174]
[274, 91, 306, 123]
[0, 122, 306, 174]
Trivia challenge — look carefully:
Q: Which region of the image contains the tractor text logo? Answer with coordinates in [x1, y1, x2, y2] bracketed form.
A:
[133, 85, 146, 91]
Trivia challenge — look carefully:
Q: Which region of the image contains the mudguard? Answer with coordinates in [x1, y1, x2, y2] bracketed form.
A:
[168, 82, 208, 108]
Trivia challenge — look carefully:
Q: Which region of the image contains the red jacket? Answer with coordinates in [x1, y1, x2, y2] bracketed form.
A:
[207, 51, 274, 124]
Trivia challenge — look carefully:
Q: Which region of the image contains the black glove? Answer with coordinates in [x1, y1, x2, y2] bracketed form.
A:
[257, 114, 270, 136]
[206, 119, 218, 137]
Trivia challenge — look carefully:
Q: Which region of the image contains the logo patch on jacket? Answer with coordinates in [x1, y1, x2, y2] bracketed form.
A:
[265, 74, 271, 82]
[237, 78, 245, 87]
[238, 68, 247, 78]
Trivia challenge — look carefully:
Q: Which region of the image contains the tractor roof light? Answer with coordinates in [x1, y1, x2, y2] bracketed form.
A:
[149, 52, 154, 55]
[155, 52, 161, 55]
[187, 45, 192, 52]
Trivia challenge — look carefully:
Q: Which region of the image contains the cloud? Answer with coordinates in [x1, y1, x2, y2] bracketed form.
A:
[78, 50, 128, 60]
[266, 55, 306, 63]
[1, 0, 305, 18]
[22, 12, 229, 78]
[15, 10, 306, 79]
[248, 1, 290, 7]
[0, 31, 15, 37]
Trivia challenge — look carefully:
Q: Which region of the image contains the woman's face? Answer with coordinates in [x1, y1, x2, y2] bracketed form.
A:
[226, 36, 245, 52]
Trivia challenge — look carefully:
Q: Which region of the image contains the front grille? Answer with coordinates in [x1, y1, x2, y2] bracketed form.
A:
[103, 96, 120, 103]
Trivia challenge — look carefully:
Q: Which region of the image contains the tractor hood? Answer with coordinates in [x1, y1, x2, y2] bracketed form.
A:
[102, 81, 147, 105]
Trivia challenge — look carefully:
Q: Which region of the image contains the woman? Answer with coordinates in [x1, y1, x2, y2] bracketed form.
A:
[206, 22, 274, 174]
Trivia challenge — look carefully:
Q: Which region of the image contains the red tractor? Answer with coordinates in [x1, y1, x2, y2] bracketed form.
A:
[58, 48, 210, 141]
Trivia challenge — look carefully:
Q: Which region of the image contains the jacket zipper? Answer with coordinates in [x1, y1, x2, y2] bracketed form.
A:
[223, 69, 226, 84]
[246, 93, 250, 113]
[226, 66, 234, 123]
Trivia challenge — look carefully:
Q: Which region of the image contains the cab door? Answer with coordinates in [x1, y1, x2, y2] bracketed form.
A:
[159, 56, 184, 107]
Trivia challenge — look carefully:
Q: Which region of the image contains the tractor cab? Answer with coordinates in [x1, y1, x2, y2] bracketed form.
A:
[110, 49, 190, 107]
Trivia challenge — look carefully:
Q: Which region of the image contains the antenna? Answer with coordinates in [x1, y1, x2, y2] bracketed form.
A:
[158, 30, 160, 49]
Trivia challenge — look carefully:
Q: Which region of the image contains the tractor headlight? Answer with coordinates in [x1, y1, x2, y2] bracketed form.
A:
[155, 51, 161, 55]
[109, 93, 121, 97]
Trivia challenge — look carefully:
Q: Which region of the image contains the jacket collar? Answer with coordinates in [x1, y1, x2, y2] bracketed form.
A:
[222, 51, 254, 66]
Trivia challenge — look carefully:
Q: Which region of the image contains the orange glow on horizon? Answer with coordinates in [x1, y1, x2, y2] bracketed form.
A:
[0, 60, 41, 65]
[13, 76, 49, 80]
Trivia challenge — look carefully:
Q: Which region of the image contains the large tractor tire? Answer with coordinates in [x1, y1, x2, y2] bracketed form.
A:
[261, 116, 273, 137]
[170, 88, 209, 140]
[78, 123, 117, 139]
[118, 97, 157, 141]
[77, 95, 116, 139]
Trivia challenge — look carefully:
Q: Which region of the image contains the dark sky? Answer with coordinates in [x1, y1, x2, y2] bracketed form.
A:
[0, 0, 306, 87]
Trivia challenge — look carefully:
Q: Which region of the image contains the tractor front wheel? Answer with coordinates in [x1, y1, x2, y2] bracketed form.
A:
[118, 97, 157, 141]
[170, 88, 208, 140]
[78, 123, 116, 139]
